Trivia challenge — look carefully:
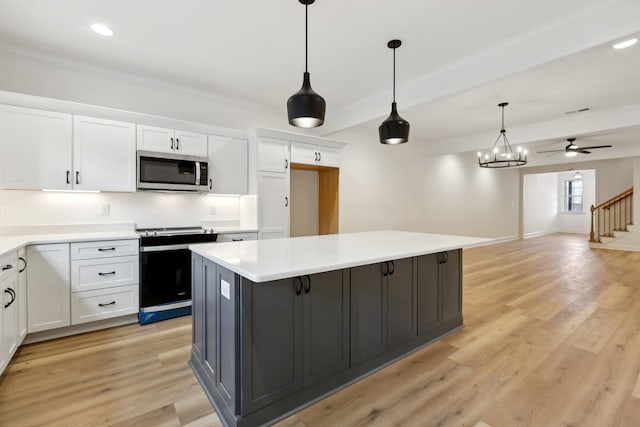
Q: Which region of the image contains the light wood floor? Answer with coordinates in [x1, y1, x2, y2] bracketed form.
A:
[2, 234, 640, 426]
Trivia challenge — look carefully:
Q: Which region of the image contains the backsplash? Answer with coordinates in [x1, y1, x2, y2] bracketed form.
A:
[0, 189, 257, 230]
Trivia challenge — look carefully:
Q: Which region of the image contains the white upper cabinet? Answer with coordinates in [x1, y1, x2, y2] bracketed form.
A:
[0, 104, 72, 190]
[258, 137, 290, 173]
[258, 171, 290, 240]
[73, 116, 136, 192]
[137, 125, 208, 157]
[291, 141, 340, 168]
[175, 129, 208, 157]
[208, 135, 248, 195]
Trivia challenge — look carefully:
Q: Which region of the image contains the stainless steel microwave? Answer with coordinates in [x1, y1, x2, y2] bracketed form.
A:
[137, 150, 209, 192]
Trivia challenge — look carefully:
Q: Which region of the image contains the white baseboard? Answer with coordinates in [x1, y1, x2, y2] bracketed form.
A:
[523, 230, 555, 239]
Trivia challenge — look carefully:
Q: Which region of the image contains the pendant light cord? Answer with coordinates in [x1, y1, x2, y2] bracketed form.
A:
[392, 47, 396, 103]
[501, 104, 505, 131]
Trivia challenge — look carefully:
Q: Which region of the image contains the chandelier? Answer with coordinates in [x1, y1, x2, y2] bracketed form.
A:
[477, 102, 527, 168]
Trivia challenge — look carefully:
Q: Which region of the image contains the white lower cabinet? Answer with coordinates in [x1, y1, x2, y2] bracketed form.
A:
[71, 255, 138, 292]
[71, 285, 139, 325]
[1, 273, 18, 374]
[27, 244, 71, 333]
[17, 248, 27, 343]
[70, 239, 139, 325]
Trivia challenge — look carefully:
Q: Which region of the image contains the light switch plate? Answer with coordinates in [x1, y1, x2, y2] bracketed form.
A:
[221, 279, 231, 300]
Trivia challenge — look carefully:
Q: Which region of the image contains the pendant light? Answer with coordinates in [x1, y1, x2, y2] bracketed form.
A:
[287, 0, 325, 128]
[379, 39, 410, 145]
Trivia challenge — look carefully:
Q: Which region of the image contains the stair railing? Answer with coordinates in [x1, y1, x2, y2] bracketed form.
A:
[590, 187, 633, 243]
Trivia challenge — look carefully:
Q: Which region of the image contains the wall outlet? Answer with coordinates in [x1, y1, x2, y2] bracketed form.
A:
[99, 203, 110, 216]
[209, 205, 217, 215]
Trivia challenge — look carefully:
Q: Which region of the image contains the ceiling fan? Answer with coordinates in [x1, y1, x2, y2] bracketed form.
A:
[537, 138, 612, 157]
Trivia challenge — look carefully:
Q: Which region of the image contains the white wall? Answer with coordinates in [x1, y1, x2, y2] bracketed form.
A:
[523, 172, 558, 237]
[290, 169, 319, 237]
[555, 170, 595, 233]
[330, 128, 520, 239]
[0, 51, 283, 130]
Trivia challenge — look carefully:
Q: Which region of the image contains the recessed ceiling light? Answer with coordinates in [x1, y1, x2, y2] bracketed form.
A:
[91, 23, 114, 37]
[613, 38, 637, 50]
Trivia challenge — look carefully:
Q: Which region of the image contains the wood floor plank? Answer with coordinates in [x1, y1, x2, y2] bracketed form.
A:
[2, 234, 640, 426]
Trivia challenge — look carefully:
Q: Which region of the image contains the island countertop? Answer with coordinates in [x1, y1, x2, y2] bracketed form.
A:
[190, 230, 490, 282]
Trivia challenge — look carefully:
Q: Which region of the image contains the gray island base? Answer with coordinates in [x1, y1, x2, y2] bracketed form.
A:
[188, 231, 489, 427]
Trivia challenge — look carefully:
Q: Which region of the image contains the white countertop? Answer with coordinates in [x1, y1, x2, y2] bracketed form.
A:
[0, 231, 140, 257]
[190, 230, 491, 283]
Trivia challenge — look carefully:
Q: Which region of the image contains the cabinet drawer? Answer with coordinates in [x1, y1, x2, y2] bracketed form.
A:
[217, 232, 258, 243]
[71, 284, 139, 325]
[0, 251, 18, 283]
[71, 255, 139, 292]
[70, 239, 138, 260]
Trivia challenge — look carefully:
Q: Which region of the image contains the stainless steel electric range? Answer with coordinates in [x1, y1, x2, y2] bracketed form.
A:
[137, 226, 217, 324]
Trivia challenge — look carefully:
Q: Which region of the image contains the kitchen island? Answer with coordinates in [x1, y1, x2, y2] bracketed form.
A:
[189, 231, 489, 427]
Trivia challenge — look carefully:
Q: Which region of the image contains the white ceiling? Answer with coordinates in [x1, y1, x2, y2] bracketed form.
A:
[0, 0, 639, 165]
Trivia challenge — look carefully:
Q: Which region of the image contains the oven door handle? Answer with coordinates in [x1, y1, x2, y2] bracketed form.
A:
[140, 244, 193, 252]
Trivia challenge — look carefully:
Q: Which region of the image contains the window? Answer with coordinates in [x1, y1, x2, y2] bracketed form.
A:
[563, 178, 583, 213]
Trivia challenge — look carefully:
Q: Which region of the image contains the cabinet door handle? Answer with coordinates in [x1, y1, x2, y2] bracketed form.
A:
[284, 159, 289, 169]
[176, 138, 180, 150]
[304, 275, 311, 293]
[177, 291, 186, 296]
[98, 271, 116, 276]
[98, 247, 116, 252]
[444, 252, 449, 263]
[295, 277, 303, 296]
[18, 257, 26, 273]
[66, 170, 71, 184]
[75, 171, 80, 185]
[98, 301, 116, 307]
[388, 260, 395, 276]
[314, 152, 318, 161]
[4, 288, 16, 308]
[209, 179, 213, 190]
[231, 238, 244, 242]
[285, 197, 289, 207]
[381, 262, 388, 277]
[2, 264, 13, 271]
[170, 137, 174, 150]
[318, 152, 322, 162]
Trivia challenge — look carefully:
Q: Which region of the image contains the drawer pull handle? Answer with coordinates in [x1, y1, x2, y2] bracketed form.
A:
[98, 301, 116, 307]
[98, 247, 116, 252]
[98, 271, 116, 276]
[231, 238, 244, 242]
[2, 264, 13, 271]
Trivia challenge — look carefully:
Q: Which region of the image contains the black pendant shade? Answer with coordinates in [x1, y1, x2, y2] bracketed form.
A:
[380, 39, 409, 144]
[287, 0, 325, 128]
[288, 72, 325, 128]
[379, 102, 410, 144]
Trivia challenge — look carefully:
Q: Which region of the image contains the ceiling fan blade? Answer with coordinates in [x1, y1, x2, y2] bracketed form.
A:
[579, 145, 612, 150]
[536, 149, 565, 153]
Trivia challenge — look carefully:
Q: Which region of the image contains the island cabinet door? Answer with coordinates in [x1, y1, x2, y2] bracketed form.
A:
[350, 263, 388, 366]
[387, 257, 418, 348]
[302, 269, 350, 387]
[241, 277, 303, 415]
[192, 254, 205, 364]
[203, 259, 218, 383]
[417, 253, 441, 336]
[441, 249, 462, 323]
[216, 265, 238, 412]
